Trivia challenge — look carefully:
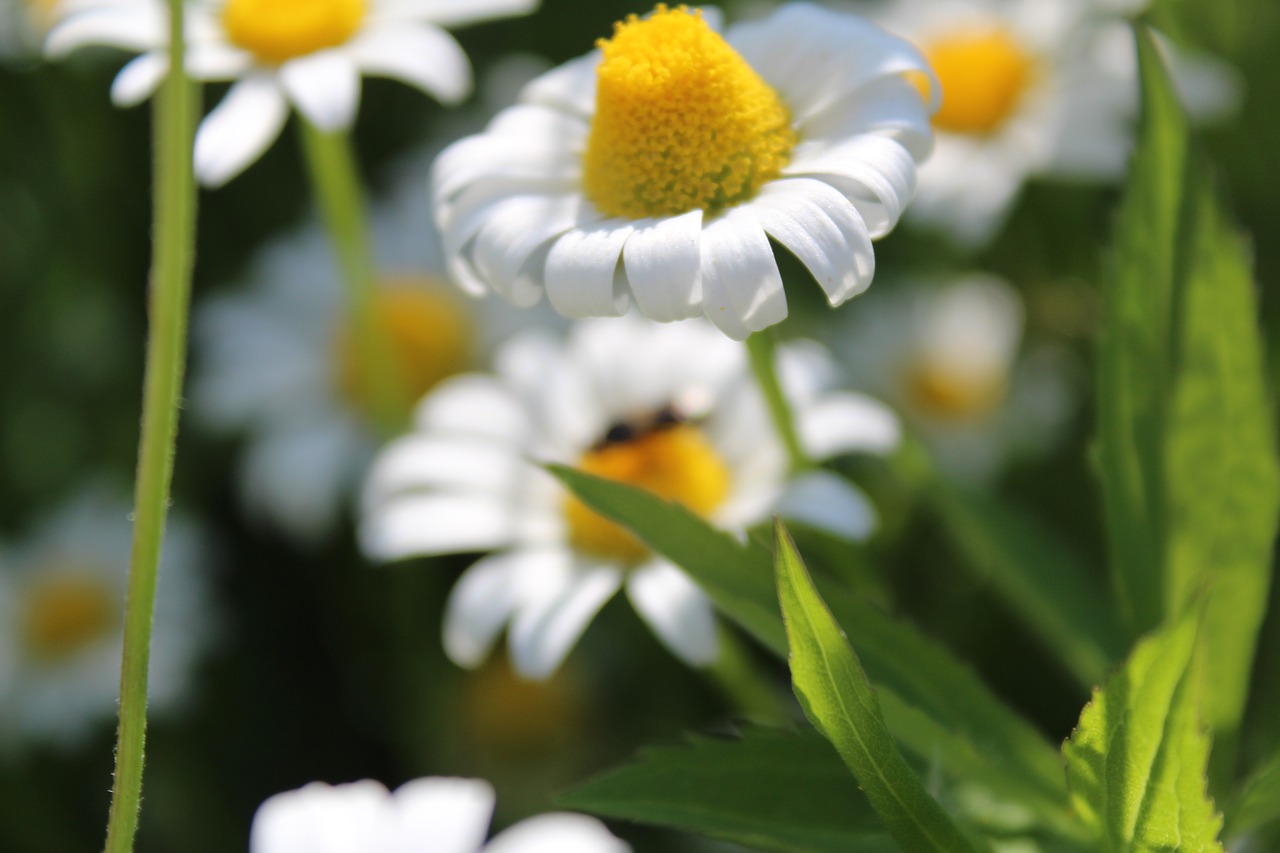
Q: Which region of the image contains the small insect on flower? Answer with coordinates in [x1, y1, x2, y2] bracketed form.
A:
[432, 3, 937, 339]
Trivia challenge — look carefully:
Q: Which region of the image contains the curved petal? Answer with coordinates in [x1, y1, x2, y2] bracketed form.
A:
[509, 565, 622, 680]
[375, 0, 537, 27]
[250, 781, 395, 853]
[392, 778, 495, 853]
[362, 434, 527, 512]
[485, 813, 631, 853]
[194, 75, 289, 187]
[626, 562, 719, 667]
[749, 178, 874, 307]
[698, 210, 787, 340]
[280, 50, 361, 131]
[442, 550, 560, 669]
[797, 392, 903, 459]
[432, 111, 584, 205]
[786, 135, 918, 238]
[45, 5, 164, 58]
[350, 23, 471, 105]
[544, 220, 633, 317]
[110, 51, 168, 107]
[620, 209, 704, 323]
[469, 192, 596, 307]
[775, 470, 878, 542]
[519, 51, 600, 119]
[360, 494, 524, 560]
[411, 374, 530, 439]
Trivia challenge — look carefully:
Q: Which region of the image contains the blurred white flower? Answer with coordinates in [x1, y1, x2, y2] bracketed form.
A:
[867, 0, 1240, 246]
[251, 777, 630, 853]
[0, 484, 214, 746]
[46, 0, 538, 185]
[836, 274, 1075, 481]
[1, 0, 120, 59]
[361, 315, 900, 679]
[190, 146, 554, 545]
[433, 3, 936, 340]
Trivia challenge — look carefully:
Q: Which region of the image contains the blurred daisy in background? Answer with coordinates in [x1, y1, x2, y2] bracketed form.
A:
[361, 315, 901, 679]
[836, 274, 1076, 482]
[864, 0, 1240, 246]
[45, 0, 538, 185]
[433, 3, 935, 339]
[0, 484, 213, 747]
[191, 146, 556, 545]
[251, 777, 629, 853]
[1, 0, 116, 60]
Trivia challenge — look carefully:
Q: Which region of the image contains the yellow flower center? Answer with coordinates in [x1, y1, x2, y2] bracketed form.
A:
[457, 655, 582, 759]
[915, 28, 1035, 135]
[222, 0, 366, 65]
[337, 279, 472, 419]
[904, 359, 1007, 422]
[21, 571, 118, 663]
[565, 420, 730, 562]
[24, 0, 60, 28]
[582, 5, 796, 220]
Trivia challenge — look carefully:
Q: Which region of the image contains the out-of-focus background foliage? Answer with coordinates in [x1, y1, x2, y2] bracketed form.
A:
[0, 0, 1275, 850]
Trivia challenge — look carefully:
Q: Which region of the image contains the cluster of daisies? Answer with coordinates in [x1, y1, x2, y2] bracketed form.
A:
[3, 0, 1239, 846]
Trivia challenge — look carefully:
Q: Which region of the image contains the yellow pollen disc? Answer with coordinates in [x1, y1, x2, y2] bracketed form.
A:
[222, 0, 365, 65]
[21, 571, 118, 663]
[565, 422, 730, 562]
[582, 5, 797, 219]
[914, 28, 1035, 135]
[458, 655, 582, 758]
[904, 359, 1007, 422]
[337, 279, 472, 418]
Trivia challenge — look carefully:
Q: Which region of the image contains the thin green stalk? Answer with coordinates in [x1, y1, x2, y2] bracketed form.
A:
[103, 1, 198, 850]
[746, 330, 813, 473]
[297, 121, 406, 435]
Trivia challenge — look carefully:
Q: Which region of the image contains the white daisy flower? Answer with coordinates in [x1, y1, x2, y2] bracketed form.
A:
[360, 315, 901, 679]
[191, 148, 556, 545]
[45, 0, 539, 186]
[1, 0, 120, 59]
[432, 3, 935, 340]
[835, 274, 1075, 481]
[0, 484, 214, 747]
[251, 777, 630, 853]
[865, 0, 1241, 246]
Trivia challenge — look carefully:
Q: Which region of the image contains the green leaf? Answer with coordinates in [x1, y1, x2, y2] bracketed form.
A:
[1228, 748, 1280, 838]
[558, 727, 894, 853]
[1063, 606, 1224, 852]
[775, 520, 989, 853]
[931, 483, 1127, 687]
[1096, 25, 1279, 771]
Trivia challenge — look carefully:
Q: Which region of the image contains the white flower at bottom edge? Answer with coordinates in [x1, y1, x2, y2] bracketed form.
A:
[0, 483, 214, 747]
[360, 315, 901, 679]
[251, 777, 630, 853]
[431, 3, 936, 340]
[45, 0, 538, 186]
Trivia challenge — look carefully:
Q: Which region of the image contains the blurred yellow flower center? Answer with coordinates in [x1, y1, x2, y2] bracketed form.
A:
[21, 571, 118, 663]
[222, 0, 366, 65]
[337, 280, 471, 418]
[24, 0, 59, 27]
[583, 5, 796, 219]
[905, 359, 1007, 421]
[915, 28, 1034, 134]
[566, 421, 730, 562]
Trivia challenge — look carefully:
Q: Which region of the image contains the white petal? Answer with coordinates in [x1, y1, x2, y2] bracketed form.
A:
[775, 470, 878, 542]
[484, 813, 631, 853]
[280, 50, 361, 131]
[509, 565, 622, 680]
[443, 549, 565, 669]
[626, 563, 719, 667]
[350, 23, 471, 105]
[470, 193, 595, 306]
[620, 209, 704, 323]
[194, 75, 289, 187]
[186, 42, 255, 81]
[749, 178, 873, 307]
[797, 393, 902, 459]
[412, 374, 530, 440]
[544, 220, 633, 317]
[250, 781, 395, 853]
[110, 51, 168, 107]
[519, 51, 599, 119]
[45, 5, 164, 58]
[432, 110, 584, 205]
[786, 135, 918, 238]
[392, 778, 495, 853]
[698, 211, 787, 340]
[377, 0, 537, 27]
[360, 494, 521, 560]
[362, 435, 528, 517]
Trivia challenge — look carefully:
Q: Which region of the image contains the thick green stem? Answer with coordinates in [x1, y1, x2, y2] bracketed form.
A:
[746, 330, 813, 474]
[102, 2, 198, 850]
[297, 122, 406, 436]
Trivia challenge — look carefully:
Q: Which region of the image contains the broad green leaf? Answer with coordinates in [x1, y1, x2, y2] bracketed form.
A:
[1063, 606, 1224, 852]
[1096, 25, 1279, 772]
[551, 465, 1072, 832]
[1228, 748, 1280, 838]
[558, 727, 894, 853]
[932, 483, 1126, 687]
[775, 520, 988, 853]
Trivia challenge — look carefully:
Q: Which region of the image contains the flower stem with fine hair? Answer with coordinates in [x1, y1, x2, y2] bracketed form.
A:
[103, 1, 199, 850]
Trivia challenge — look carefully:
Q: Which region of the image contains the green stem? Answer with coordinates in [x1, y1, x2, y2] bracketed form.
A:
[297, 121, 406, 436]
[746, 330, 813, 474]
[102, 2, 198, 851]
[704, 626, 790, 725]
